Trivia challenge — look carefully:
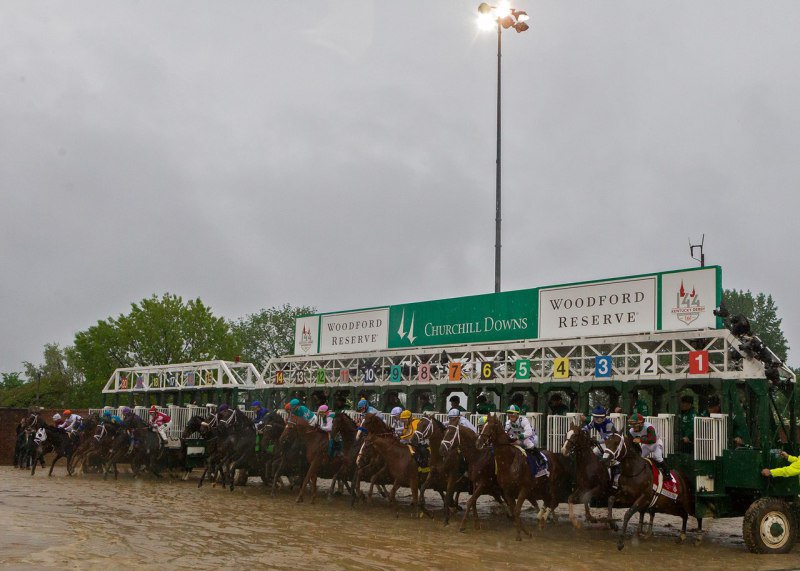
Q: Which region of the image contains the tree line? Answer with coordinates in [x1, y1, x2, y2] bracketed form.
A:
[0, 294, 313, 408]
[0, 289, 791, 409]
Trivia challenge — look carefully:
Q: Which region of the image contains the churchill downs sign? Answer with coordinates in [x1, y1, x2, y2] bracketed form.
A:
[294, 266, 722, 355]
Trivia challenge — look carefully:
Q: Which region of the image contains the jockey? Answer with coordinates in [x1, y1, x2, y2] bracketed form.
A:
[148, 405, 171, 443]
[355, 398, 379, 416]
[317, 405, 334, 433]
[389, 406, 404, 438]
[582, 405, 618, 455]
[399, 410, 419, 444]
[251, 401, 268, 424]
[628, 413, 670, 480]
[52, 413, 63, 427]
[101, 410, 122, 425]
[60, 410, 83, 434]
[447, 408, 477, 433]
[505, 405, 538, 452]
[290, 398, 318, 427]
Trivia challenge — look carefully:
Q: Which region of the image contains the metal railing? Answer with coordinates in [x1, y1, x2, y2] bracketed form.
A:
[694, 414, 728, 460]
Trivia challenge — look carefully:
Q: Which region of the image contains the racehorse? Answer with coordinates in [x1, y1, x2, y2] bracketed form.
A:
[256, 410, 287, 485]
[183, 414, 224, 487]
[476, 413, 563, 540]
[350, 413, 393, 506]
[414, 416, 462, 513]
[215, 408, 257, 491]
[325, 411, 359, 498]
[561, 423, 613, 529]
[603, 433, 696, 550]
[30, 424, 75, 477]
[359, 413, 430, 518]
[280, 415, 343, 503]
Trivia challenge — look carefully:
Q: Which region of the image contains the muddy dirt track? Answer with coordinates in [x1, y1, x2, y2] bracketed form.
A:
[1, 466, 798, 570]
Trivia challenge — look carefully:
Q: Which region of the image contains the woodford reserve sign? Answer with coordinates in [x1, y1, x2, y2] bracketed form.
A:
[293, 266, 722, 355]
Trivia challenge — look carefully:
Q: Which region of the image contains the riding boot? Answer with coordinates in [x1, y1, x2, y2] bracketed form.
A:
[656, 460, 671, 481]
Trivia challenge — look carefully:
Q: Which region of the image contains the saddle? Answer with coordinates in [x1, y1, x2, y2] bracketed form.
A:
[645, 459, 679, 503]
[407, 444, 430, 473]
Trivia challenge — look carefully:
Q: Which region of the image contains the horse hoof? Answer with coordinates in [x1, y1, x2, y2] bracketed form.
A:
[617, 541, 625, 551]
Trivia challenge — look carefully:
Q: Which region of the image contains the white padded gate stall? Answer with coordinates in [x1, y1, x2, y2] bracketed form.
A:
[694, 414, 729, 460]
[645, 414, 675, 457]
[546, 413, 584, 452]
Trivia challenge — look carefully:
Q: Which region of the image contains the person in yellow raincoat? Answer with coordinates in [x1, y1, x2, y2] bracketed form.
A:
[761, 451, 800, 478]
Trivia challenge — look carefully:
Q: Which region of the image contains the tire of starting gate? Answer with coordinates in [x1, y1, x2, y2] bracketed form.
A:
[742, 497, 798, 554]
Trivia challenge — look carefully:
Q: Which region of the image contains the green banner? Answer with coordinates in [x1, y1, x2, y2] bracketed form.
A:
[388, 289, 538, 349]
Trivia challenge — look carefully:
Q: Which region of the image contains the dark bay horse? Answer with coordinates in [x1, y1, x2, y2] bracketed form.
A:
[360, 413, 430, 518]
[280, 415, 343, 503]
[414, 416, 461, 513]
[476, 414, 563, 540]
[215, 408, 257, 491]
[256, 411, 287, 485]
[326, 412, 359, 498]
[350, 413, 392, 506]
[603, 433, 696, 550]
[441, 422, 507, 530]
[561, 423, 613, 529]
[31, 424, 75, 477]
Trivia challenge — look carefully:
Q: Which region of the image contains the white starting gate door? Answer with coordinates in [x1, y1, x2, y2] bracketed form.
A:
[645, 414, 675, 457]
[547, 413, 584, 452]
[694, 414, 729, 461]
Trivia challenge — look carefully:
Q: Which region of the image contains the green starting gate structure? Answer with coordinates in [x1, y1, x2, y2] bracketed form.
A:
[262, 326, 799, 553]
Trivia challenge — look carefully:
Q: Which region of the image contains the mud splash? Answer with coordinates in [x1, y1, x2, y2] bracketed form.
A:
[0, 466, 796, 569]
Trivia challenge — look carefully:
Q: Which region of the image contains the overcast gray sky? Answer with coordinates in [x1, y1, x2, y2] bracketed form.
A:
[2, 1, 799, 375]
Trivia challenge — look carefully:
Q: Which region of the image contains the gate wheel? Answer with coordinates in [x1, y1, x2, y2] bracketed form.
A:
[743, 497, 797, 554]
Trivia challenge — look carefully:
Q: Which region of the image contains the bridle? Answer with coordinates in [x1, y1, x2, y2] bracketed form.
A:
[602, 434, 627, 463]
[440, 424, 461, 454]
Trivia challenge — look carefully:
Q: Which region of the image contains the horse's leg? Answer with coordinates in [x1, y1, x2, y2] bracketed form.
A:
[637, 510, 645, 537]
[617, 501, 642, 550]
[297, 456, 318, 504]
[607, 493, 618, 531]
[513, 488, 531, 541]
[271, 456, 286, 496]
[48, 453, 61, 477]
[389, 481, 401, 518]
[678, 513, 688, 544]
[459, 482, 483, 532]
[368, 466, 388, 503]
[646, 511, 655, 538]
[568, 491, 582, 530]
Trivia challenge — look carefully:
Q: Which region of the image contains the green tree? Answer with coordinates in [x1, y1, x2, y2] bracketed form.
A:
[723, 289, 789, 362]
[231, 303, 316, 366]
[0, 344, 79, 408]
[71, 293, 240, 400]
[0, 372, 24, 390]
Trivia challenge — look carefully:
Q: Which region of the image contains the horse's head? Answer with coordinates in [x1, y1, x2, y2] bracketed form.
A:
[357, 413, 387, 440]
[183, 415, 206, 439]
[601, 433, 627, 466]
[561, 423, 589, 456]
[440, 422, 461, 457]
[332, 411, 356, 440]
[476, 413, 502, 449]
[34, 427, 47, 445]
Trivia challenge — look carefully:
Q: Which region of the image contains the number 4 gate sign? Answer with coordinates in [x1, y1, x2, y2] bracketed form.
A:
[553, 357, 569, 379]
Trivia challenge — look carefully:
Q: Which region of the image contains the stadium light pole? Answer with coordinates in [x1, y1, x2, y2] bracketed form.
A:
[477, 2, 530, 293]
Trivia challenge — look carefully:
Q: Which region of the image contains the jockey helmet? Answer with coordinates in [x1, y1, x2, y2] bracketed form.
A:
[629, 413, 645, 426]
[390, 406, 403, 417]
[103, 411, 112, 417]
[63, 410, 72, 416]
[506, 404, 521, 414]
[251, 401, 261, 408]
[52, 413, 61, 421]
[590, 405, 607, 418]
[218, 404, 230, 412]
[103, 405, 112, 410]
[317, 405, 329, 414]
[149, 405, 158, 412]
[284, 403, 292, 411]
[356, 399, 369, 411]
[289, 398, 300, 408]
[400, 410, 412, 419]
[121, 407, 131, 415]
[447, 408, 461, 418]
[477, 415, 488, 426]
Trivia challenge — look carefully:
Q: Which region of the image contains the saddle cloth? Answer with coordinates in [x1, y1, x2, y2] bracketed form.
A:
[646, 459, 679, 501]
[512, 445, 549, 479]
[407, 445, 430, 473]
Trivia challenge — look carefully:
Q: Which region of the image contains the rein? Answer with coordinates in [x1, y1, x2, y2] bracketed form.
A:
[441, 425, 461, 453]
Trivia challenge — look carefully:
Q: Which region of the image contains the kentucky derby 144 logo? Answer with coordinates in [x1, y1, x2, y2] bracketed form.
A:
[671, 281, 706, 325]
[299, 325, 314, 353]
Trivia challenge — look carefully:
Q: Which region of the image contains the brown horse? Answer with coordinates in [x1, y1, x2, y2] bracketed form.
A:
[413, 416, 455, 510]
[561, 423, 613, 529]
[440, 422, 507, 529]
[326, 411, 359, 498]
[476, 413, 562, 540]
[602, 433, 696, 550]
[278, 415, 336, 503]
[350, 413, 392, 506]
[360, 413, 430, 518]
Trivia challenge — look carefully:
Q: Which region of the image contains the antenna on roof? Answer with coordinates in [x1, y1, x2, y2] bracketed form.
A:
[689, 234, 705, 267]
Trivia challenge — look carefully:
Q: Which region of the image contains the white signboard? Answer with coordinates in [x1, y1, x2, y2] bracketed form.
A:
[294, 316, 319, 355]
[539, 277, 658, 339]
[660, 268, 717, 331]
[319, 308, 389, 354]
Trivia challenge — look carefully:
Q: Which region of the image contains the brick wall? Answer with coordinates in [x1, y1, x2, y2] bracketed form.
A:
[0, 408, 89, 465]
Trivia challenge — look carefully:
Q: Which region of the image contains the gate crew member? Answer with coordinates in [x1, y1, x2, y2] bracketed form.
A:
[148, 405, 172, 443]
[762, 451, 800, 479]
[628, 413, 671, 480]
[677, 395, 696, 453]
[389, 406, 404, 438]
[290, 398, 318, 427]
[447, 408, 477, 433]
[505, 405, 538, 452]
[582, 405, 618, 456]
